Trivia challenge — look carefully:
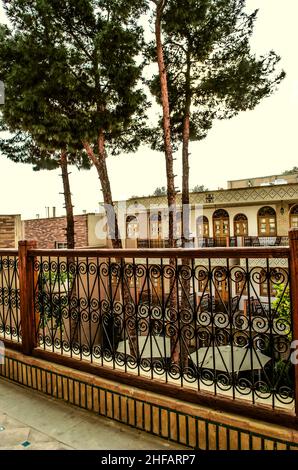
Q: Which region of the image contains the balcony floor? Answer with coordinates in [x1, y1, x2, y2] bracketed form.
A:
[0, 378, 185, 450]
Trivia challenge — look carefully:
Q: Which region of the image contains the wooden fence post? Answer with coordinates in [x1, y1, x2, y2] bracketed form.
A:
[19, 240, 37, 355]
[288, 229, 298, 417]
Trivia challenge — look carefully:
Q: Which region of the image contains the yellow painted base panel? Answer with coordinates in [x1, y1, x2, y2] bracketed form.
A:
[0, 348, 297, 450]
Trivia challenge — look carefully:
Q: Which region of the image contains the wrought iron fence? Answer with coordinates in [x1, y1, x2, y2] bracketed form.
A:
[244, 236, 289, 247]
[0, 251, 20, 343]
[28, 247, 294, 412]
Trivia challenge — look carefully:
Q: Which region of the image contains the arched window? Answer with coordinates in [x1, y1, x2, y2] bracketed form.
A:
[213, 209, 229, 238]
[234, 213, 248, 236]
[126, 215, 139, 239]
[290, 205, 298, 228]
[196, 216, 209, 238]
[258, 206, 276, 236]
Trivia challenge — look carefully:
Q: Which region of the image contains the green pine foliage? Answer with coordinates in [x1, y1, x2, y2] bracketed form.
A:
[282, 167, 298, 175]
[0, 0, 150, 249]
[0, 0, 149, 158]
[153, 186, 167, 196]
[146, 0, 285, 150]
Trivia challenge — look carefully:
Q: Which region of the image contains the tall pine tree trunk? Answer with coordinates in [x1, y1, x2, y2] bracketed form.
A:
[60, 152, 77, 346]
[181, 54, 192, 368]
[153, 0, 181, 364]
[60, 151, 75, 249]
[83, 136, 122, 250]
[180, 106, 191, 368]
[181, 53, 191, 248]
[83, 136, 137, 355]
[181, 108, 191, 368]
[154, 0, 176, 248]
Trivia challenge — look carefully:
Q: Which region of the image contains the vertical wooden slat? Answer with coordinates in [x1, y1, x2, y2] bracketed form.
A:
[18, 240, 37, 355]
[289, 229, 298, 417]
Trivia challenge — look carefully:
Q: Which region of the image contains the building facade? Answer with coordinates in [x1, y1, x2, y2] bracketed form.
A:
[121, 179, 298, 248]
[1, 174, 296, 251]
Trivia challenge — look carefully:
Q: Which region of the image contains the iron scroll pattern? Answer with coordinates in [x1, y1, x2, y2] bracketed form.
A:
[0, 255, 21, 342]
[32, 255, 294, 409]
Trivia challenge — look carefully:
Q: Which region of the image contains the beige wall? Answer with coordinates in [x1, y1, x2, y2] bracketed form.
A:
[178, 203, 293, 239]
[87, 214, 108, 247]
[187, 204, 280, 238]
[120, 202, 292, 241]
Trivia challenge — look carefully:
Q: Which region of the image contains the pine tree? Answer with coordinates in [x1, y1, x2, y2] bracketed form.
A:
[146, 0, 285, 366]
[0, 1, 149, 357]
[0, 0, 149, 248]
[148, 0, 285, 245]
[149, 0, 177, 248]
[0, 115, 90, 249]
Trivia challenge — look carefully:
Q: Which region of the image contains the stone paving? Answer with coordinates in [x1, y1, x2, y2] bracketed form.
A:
[0, 378, 185, 450]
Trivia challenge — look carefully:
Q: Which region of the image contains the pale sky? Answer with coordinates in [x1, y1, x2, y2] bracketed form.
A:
[0, 0, 297, 219]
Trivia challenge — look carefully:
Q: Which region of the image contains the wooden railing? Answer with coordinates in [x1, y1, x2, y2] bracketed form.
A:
[1, 230, 298, 428]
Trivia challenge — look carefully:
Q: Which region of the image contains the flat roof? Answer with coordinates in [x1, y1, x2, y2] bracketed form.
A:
[228, 173, 298, 183]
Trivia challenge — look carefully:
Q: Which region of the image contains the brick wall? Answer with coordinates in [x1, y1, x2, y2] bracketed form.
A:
[0, 215, 22, 248]
[24, 215, 88, 249]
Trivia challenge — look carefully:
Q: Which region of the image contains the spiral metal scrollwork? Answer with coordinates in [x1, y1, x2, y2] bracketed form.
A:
[28, 255, 294, 409]
[0, 256, 21, 342]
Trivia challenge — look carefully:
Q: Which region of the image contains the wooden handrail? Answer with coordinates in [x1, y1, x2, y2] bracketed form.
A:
[27, 246, 290, 259]
[0, 249, 18, 256]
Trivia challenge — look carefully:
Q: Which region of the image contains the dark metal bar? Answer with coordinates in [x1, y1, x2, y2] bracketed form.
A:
[160, 257, 168, 385]
[40, 255, 46, 351]
[226, 258, 235, 400]
[57, 254, 63, 356]
[246, 258, 255, 406]
[266, 257, 275, 410]
[7, 254, 12, 342]
[226, 427, 230, 451]
[0, 255, 5, 341]
[48, 254, 54, 353]
[18, 240, 37, 355]
[86, 255, 92, 364]
[205, 421, 209, 450]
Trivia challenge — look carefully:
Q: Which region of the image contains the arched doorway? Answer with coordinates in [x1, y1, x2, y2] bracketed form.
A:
[234, 213, 248, 236]
[126, 215, 139, 239]
[290, 205, 298, 228]
[213, 209, 230, 240]
[196, 215, 209, 238]
[258, 206, 277, 236]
